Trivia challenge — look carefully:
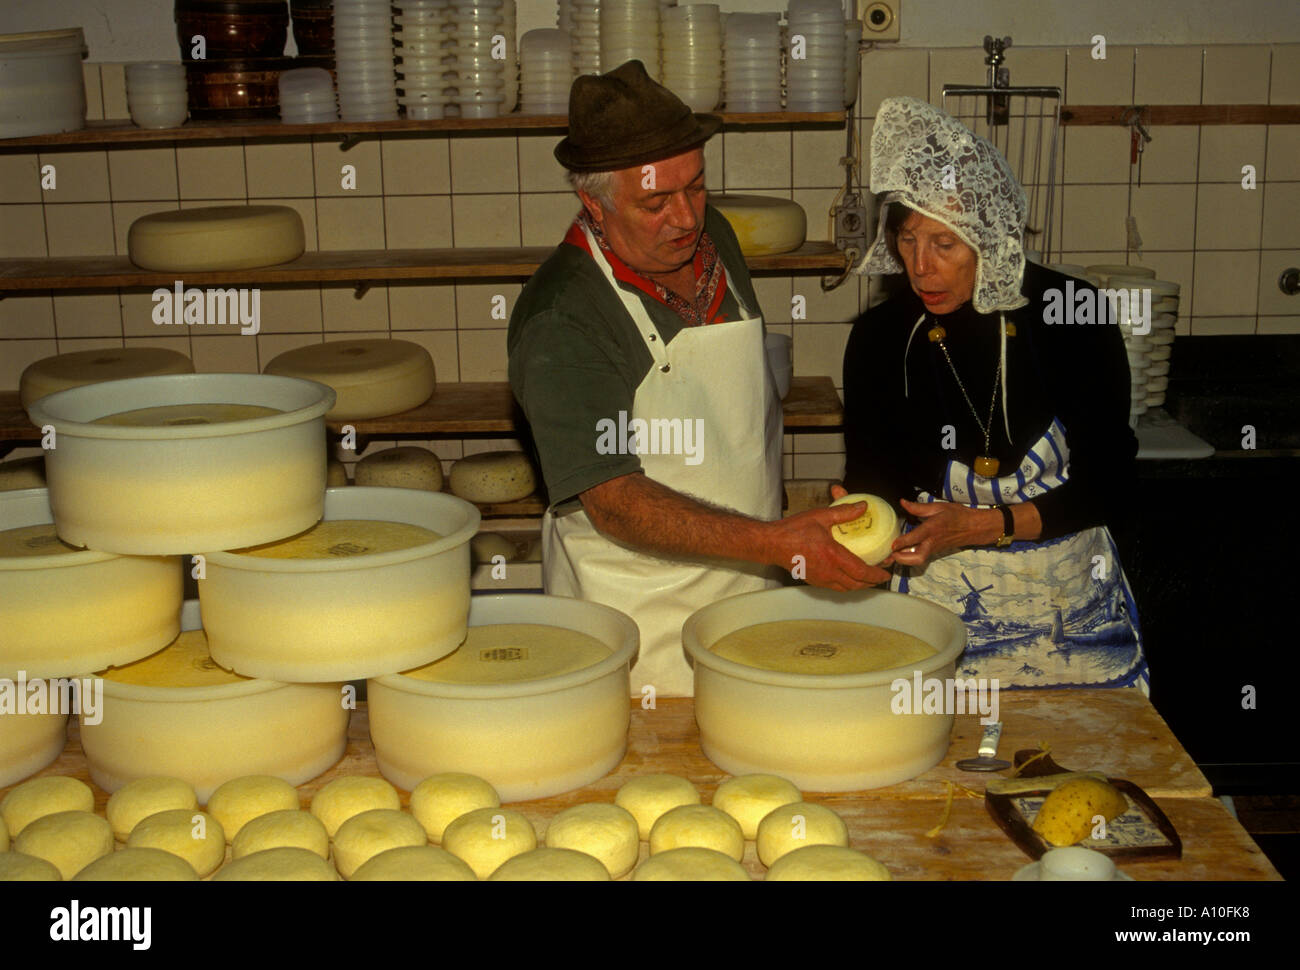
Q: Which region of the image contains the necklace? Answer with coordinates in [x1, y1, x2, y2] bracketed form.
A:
[928, 321, 1002, 477]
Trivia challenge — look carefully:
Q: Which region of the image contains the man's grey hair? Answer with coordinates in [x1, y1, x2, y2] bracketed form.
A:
[566, 169, 617, 209]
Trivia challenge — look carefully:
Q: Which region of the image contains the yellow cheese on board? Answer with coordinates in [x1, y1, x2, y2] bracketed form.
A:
[712, 774, 803, 840]
[212, 846, 338, 881]
[73, 847, 200, 881]
[101, 629, 248, 687]
[709, 619, 935, 675]
[93, 403, 282, 427]
[632, 847, 750, 881]
[756, 801, 849, 867]
[441, 807, 537, 880]
[615, 774, 701, 841]
[128, 205, 305, 272]
[448, 451, 536, 504]
[19, 347, 193, 408]
[0, 523, 79, 558]
[233, 519, 441, 560]
[350, 845, 477, 881]
[310, 776, 400, 838]
[355, 446, 443, 491]
[0, 851, 63, 881]
[709, 194, 807, 256]
[106, 776, 198, 842]
[0, 776, 94, 837]
[232, 809, 329, 860]
[765, 844, 892, 881]
[409, 773, 500, 844]
[543, 803, 639, 879]
[263, 339, 435, 421]
[206, 775, 300, 843]
[648, 804, 745, 861]
[127, 808, 226, 878]
[332, 809, 429, 879]
[14, 811, 113, 880]
[402, 623, 610, 685]
[488, 847, 610, 881]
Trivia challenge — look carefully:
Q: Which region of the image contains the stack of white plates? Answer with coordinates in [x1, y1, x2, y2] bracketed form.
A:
[520, 28, 572, 115]
[126, 62, 188, 129]
[446, 0, 510, 119]
[660, 4, 721, 112]
[600, 0, 659, 78]
[785, 0, 846, 113]
[563, 0, 602, 78]
[279, 67, 338, 123]
[1084, 266, 1179, 423]
[724, 12, 781, 113]
[394, 0, 452, 119]
[843, 17, 862, 108]
[335, 0, 399, 121]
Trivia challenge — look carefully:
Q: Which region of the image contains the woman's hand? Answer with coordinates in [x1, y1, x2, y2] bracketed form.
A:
[889, 498, 1002, 567]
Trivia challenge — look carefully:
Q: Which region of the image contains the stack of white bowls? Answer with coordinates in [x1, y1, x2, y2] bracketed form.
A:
[660, 4, 722, 112]
[126, 62, 188, 129]
[600, 0, 660, 78]
[520, 28, 572, 115]
[723, 12, 781, 113]
[334, 0, 399, 122]
[394, 0, 452, 119]
[785, 0, 846, 112]
[278, 67, 338, 123]
[563, 0, 602, 78]
[501, 0, 518, 113]
[447, 0, 510, 118]
[843, 16, 862, 108]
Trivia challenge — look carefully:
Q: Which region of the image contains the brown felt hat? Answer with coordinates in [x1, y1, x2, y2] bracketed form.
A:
[554, 60, 722, 172]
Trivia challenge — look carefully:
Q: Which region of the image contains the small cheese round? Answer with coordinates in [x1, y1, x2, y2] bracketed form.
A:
[470, 531, 517, 565]
[206, 775, 300, 842]
[713, 774, 803, 840]
[264, 339, 435, 420]
[309, 776, 400, 838]
[615, 774, 701, 840]
[333, 809, 428, 879]
[649, 804, 745, 862]
[448, 451, 537, 504]
[441, 807, 537, 880]
[350, 845, 477, 881]
[326, 459, 349, 487]
[488, 847, 611, 881]
[232, 809, 329, 860]
[73, 847, 200, 882]
[212, 846, 338, 881]
[19, 347, 194, 407]
[0, 456, 45, 491]
[127, 809, 226, 878]
[14, 811, 114, 880]
[1, 776, 95, 837]
[544, 803, 639, 879]
[128, 205, 306, 272]
[756, 802, 850, 867]
[409, 773, 500, 844]
[828, 493, 900, 566]
[632, 847, 751, 881]
[0, 851, 63, 881]
[355, 446, 444, 491]
[764, 844, 891, 881]
[106, 777, 199, 842]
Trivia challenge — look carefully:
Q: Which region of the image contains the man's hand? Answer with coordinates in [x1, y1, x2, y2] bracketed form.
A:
[761, 504, 892, 591]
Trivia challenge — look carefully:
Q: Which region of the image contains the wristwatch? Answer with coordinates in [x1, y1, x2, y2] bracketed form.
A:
[995, 505, 1015, 548]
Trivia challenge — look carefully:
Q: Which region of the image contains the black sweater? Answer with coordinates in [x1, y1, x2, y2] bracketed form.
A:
[842, 262, 1138, 542]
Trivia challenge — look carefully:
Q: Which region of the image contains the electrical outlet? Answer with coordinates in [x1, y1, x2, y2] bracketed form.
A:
[856, 1, 900, 43]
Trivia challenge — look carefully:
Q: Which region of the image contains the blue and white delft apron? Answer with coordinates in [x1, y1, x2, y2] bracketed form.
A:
[893, 416, 1149, 693]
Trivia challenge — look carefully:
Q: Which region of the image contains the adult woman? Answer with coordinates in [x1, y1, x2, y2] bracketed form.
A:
[841, 96, 1147, 691]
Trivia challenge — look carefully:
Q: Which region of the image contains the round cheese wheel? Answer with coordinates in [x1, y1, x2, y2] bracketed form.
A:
[404, 623, 610, 685]
[441, 807, 537, 879]
[615, 774, 701, 840]
[106, 777, 198, 841]
[0, 851, 62, 881]
[544, 803, 640, 879]
[19, 347, 194, 408]
[127, 808, 226, 878]
[756, 801, 849, 867]
[309, 776, 401, 838]
[128, 205, 306, 272]
[470, 531, 517, 565]
[232, 809, 329, 860]
[263, 339, 435, 420]
[488, 847, 611, 881]
[332, 809, 428, 879]
[764, 844, 891, 881]
[709, 194, 807, 256]
[409, 773, 500, 844]
[828, 492, 900, 565]
[448, 451, 537, 504]
[350, 845, 477, 881]
[0, 456, 45, 491]
[212, 846, 338, 881]
[14, 811, 114, 880]
[355, 446, 444, 491]
[649, 804, 745, 861]
[1, 776, 94, 837]
[712, 774, 803, 840]
[205, 775, 300, 842]
[633, 846, 750, 881]
[73, 847, 200, 881]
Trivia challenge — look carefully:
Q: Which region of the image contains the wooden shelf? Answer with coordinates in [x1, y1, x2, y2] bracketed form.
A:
[1061, 104, 1300, 126]
[0, 242, 849, 292]
[0, 111, 848, 148]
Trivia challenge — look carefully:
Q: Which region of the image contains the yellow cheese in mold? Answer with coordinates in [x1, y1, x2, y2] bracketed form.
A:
[94, 403, 282, 427]
[710, 619, 935, 675]
[0, 523, 79, 559]
[234, 519, 441, 560]
[402, 623, 610, 685]
[102, 629, 248, 688]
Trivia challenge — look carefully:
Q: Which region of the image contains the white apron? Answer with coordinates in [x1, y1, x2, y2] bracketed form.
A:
[542, 223, 784, 697]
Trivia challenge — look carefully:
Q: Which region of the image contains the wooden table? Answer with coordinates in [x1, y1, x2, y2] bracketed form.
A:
[6, 688, 1277, 880]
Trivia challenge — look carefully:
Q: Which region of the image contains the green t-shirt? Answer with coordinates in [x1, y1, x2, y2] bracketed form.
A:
[508, 205, 763, 507]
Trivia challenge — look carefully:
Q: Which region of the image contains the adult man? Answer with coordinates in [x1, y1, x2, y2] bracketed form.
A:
[508, 60, 883, 697]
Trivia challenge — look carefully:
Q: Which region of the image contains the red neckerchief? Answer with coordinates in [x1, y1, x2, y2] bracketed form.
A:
[564, 210, 730, 325]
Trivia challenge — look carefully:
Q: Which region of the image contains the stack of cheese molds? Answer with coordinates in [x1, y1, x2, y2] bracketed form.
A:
[6, 371, 481, 804]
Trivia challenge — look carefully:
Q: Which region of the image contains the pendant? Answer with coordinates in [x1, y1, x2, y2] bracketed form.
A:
[974, 455, 1000, 477]
[927, 325, 946, 342]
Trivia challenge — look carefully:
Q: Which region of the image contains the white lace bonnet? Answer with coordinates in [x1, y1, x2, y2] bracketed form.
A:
[854, 96, 1030, 314]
